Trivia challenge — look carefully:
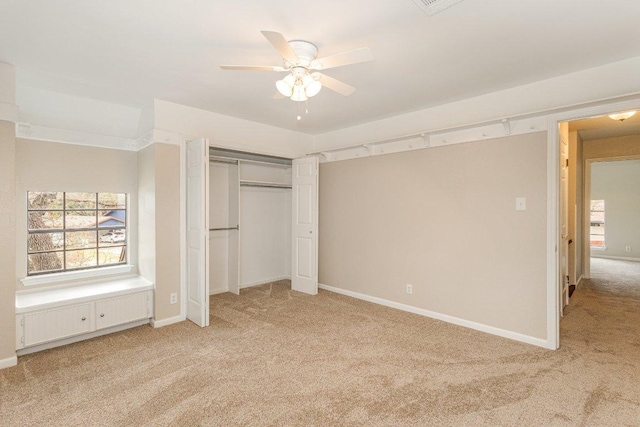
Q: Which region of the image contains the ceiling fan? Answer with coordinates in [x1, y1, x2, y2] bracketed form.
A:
[220, 31, 373, 102]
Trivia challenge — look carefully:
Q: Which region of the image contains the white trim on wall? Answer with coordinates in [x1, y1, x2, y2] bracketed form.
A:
[150, 314, 185, 328]
[319, 284, 550, 349]
[0, 355, 17, 370]
[15, 123, 138, 151]
[591, 254, 640, 262]
[311, 116, 549, 163]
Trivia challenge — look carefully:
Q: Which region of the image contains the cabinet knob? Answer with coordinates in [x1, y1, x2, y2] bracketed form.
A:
[81, 317, 86, 321]
[100, 313, 105, 318]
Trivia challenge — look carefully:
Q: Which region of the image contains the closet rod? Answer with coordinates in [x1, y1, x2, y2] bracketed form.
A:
[209, 158, 239, 165]
[240, 182, 292, 189]
[209, 225, 239, 231]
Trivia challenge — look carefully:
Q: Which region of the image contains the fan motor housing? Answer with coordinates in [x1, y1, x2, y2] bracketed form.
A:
[288, 40, 318, 67]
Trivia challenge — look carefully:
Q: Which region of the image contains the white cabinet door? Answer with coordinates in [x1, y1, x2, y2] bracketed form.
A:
[186, 138, 210, 327]
[23, 303, 92, 347]
[96, 292, 150, 330]
[291, 157, 319, 295]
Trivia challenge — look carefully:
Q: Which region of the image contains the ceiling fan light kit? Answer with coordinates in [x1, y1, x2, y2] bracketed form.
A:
[220, 30, 373, 116]
[608, 111, 636, 122]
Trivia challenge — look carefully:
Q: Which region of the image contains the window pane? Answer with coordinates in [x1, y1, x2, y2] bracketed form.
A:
[98, 193, 126, 210]
[28, 192, 64, 210]
[99, 247, 126, 266]
[98, 229, 126, 246]
[98, 209, 126, 228]
[65, 192, 96, 209]
[28, 232, 63, 252]
[28, 252, 64, 274]
[65, 249, 97, 269]
[66, 231, 97, 250]
[65, 211, 97, 229]
[28, 211, 63, 230]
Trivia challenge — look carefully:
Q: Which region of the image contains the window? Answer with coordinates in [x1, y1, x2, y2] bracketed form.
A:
[590, 199, 605, 248]
[27, 192, 127, 275]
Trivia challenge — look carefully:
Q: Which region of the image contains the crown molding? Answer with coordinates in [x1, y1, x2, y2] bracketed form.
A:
[15, 123, 138, 151]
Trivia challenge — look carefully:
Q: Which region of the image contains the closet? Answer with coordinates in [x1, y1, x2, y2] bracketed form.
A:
[186, 139, 319, 327]
[208, 148, 292, 295]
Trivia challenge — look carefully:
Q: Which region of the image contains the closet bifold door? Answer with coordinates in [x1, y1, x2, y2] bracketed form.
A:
[186, 138, 210, 327]
[228, 165, 240, 294]
[291, 157, 319, 295]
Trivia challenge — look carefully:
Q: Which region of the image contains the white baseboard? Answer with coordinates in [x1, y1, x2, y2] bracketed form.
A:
[591, 254, 640, 262]
[0, 355, 18, 370]
[319, 284, 551, 349]
[151, 314, 185, 328]
[209, 286, 229, 295]
[576, 275, 584, 287]
[17, 319, 150, 356]
[240, 275, 291, 289]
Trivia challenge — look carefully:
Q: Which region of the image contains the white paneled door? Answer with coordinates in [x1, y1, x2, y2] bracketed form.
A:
[291, 157, 319, 295]
[560, 133, 570, 316]
[186, 138, 210, 327]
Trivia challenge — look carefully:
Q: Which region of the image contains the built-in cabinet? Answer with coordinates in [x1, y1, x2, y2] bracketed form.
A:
[209, 151, 292, 295]
[15, 276, 153, 354]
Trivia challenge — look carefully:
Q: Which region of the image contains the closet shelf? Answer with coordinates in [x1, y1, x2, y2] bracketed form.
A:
[239, 180, 292, 189]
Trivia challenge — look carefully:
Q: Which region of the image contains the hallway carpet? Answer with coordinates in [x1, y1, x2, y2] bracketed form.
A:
[2, 261, 640, 426]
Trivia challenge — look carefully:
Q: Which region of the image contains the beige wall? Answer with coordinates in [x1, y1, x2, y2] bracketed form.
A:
[14, 139, 139, 291]
[0, 121, 16, 361]
[154, 144, 181, 320]
[137, 143, 181, 321]
[583, 135, 640, 160]
[319, 132, 548, 339]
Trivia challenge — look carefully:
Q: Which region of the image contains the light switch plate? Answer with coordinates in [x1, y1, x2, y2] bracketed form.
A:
[516, 197, 526, 211]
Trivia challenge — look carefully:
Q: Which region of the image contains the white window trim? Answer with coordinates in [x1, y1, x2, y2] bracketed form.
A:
[20, 264, 134, 287]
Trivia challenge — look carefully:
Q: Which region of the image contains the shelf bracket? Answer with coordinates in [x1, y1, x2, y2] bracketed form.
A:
[502, 119, 511, 135]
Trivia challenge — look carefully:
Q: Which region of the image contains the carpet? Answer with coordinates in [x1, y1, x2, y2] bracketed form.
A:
[1, 259, 640, 426]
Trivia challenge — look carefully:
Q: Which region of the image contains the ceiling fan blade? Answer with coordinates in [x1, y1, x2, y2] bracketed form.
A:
[272, 92, 286, 100]
[220, 65, 286, 72]
[316, 73, 356, 96]
[310, 47, 373, 70]
[261, 30, 299, 64]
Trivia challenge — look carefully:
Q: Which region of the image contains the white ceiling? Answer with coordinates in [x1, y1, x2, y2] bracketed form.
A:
[1, 0, 640, 135]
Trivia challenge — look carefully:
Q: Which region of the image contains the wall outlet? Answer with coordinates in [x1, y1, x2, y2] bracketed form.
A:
[406, 284, 413, 295]
[626, 246, 632, 252]
[170, 293, 178, 304]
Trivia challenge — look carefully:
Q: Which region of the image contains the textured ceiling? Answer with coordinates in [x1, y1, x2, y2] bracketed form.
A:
[1, 0, 640, 135]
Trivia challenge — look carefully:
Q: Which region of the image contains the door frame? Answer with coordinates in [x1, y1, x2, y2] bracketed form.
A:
[546, 97, 640, 350]
[583, 154, 640, 280]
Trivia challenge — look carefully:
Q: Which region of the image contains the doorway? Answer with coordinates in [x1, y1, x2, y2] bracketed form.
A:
[555, 107, 640, 346]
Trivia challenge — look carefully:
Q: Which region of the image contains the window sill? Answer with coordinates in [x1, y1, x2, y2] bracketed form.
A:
[590, 246, 607, 251]
[20, 264, 135, 287]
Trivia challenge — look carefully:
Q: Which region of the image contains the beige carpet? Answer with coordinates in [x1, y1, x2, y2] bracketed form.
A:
[2, 260, 640, 426]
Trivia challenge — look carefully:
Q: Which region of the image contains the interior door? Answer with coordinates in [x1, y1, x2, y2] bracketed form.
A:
[560, 133, 570, 314]
[186, 138, 210, 327]
[291, 156, 319, 295]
